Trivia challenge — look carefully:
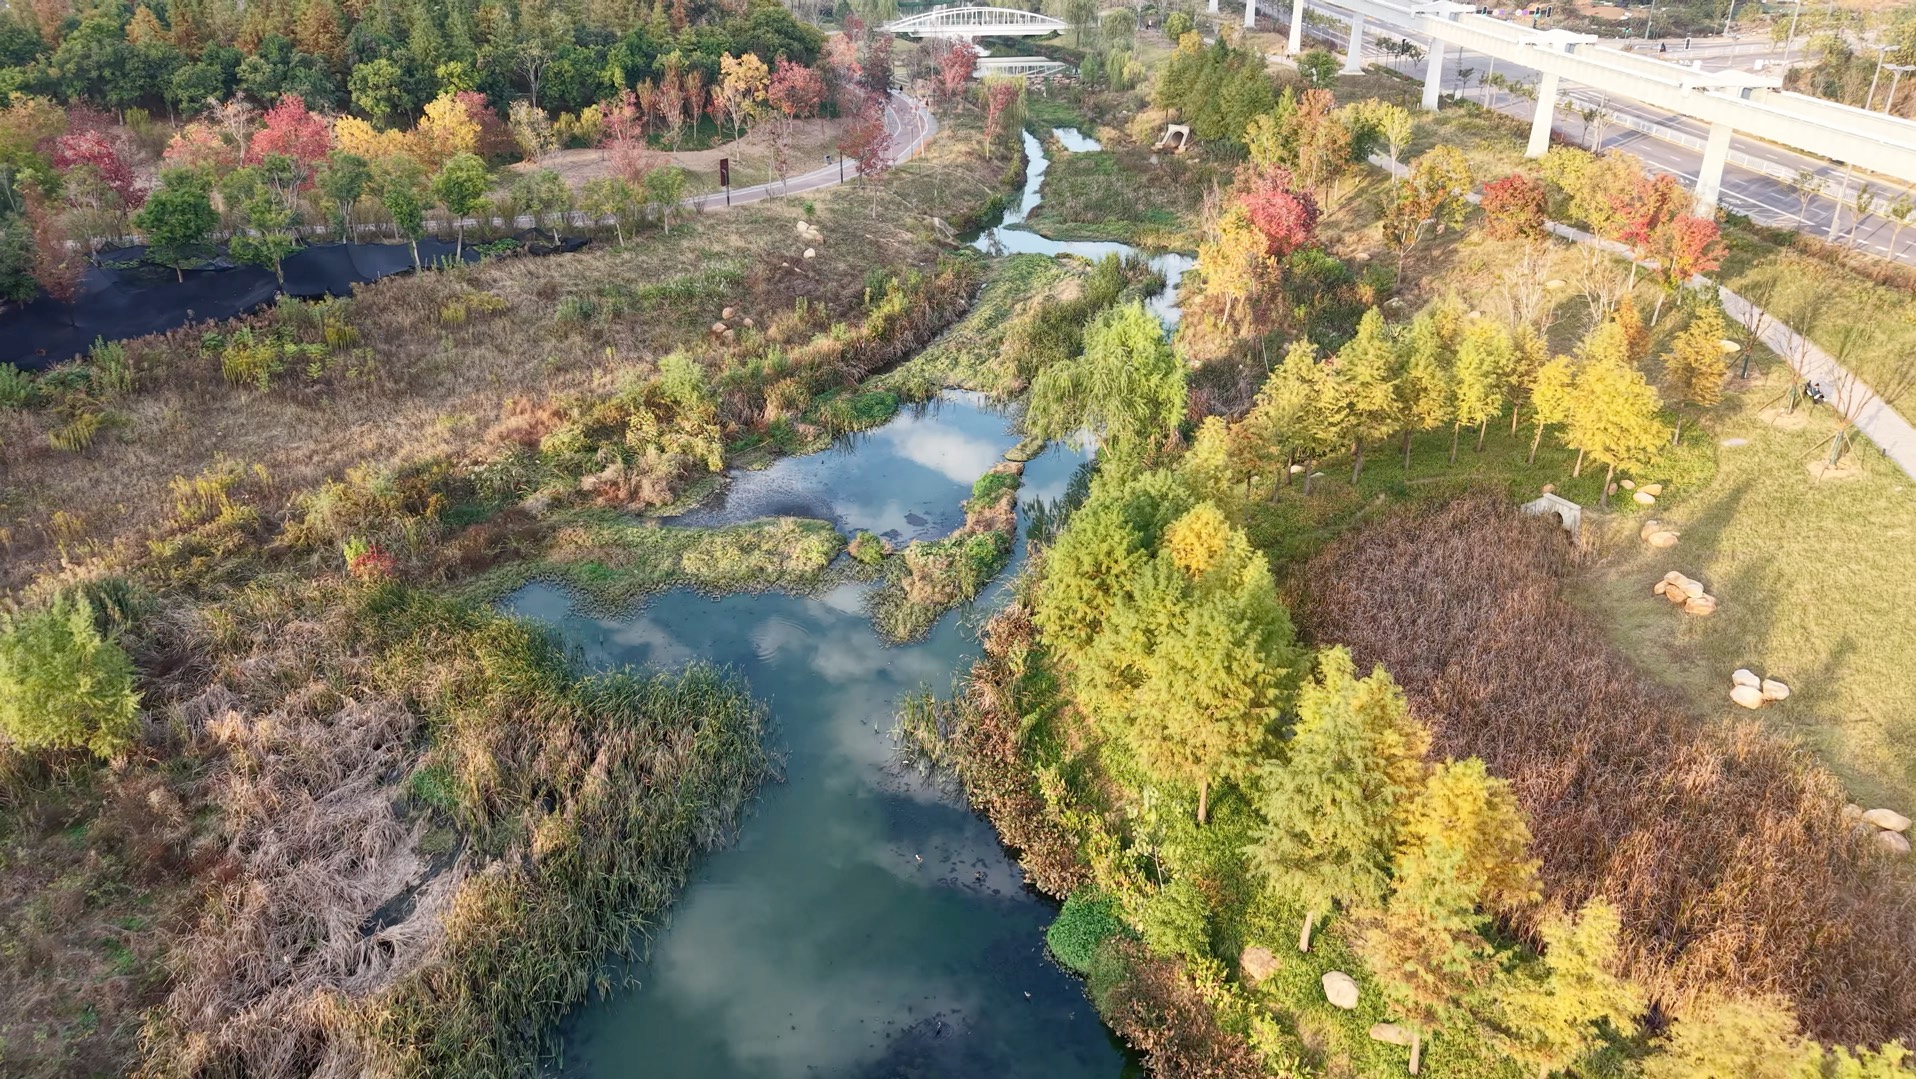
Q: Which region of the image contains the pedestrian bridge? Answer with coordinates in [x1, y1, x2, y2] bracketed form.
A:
[879, 6, 1069, 38]
[975, 56, 1070, 76]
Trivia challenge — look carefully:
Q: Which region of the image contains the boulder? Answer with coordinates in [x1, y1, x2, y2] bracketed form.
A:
[1620, 479, 1637, 490]
[1683, 594, 1718, 616]
[1843, 803, 1865, 822]
[1731, 685, 1765, 709]
[1241, 946, 1280, 983]
[1290, 464, 1306, 474]
[1674, 575, 1706, 600]
[1634, 490, 1657, 505]
[803, 247, 816, 259]
[1541, 483, 1557, 494]
[1649, 530, 1681, 548]
[1760, 679, 1790, 702]
[743, 316, 756, 328]
[1664, 587, 1691, 606]
[1642, 482, 1664, 496]
[722, 306, 736, 320]
[1640, 518, 1664, 539]
[1878, 830, 1911, 856]
[1732, 668, 1761, 688]
[1864, 808, 1912, 833]
[1652, 580, 1669, 597]
[711, 321, 728, 334]
[1322, 971, 1360, 1010]
[795, 221, 809, 236]
[1369, 1023, 1415, 1047]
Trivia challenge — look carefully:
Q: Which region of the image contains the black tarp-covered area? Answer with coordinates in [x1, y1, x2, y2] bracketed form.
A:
[2, 234, 585, 372]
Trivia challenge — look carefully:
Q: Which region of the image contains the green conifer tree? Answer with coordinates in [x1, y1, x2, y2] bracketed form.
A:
[1488, 900, 1644, 1079]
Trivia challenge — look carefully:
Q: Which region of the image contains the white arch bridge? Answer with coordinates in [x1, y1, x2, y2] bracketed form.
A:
[879, 6, 1068, 38]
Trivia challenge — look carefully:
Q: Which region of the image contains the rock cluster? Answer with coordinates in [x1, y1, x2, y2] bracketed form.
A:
[1728, 668, 1790, 709]
[1639, 518, 1681, 548]
[1624, 480, 1665, 505]
[1844, 803, 1912, 855]
[1652, 571, 1717, 615]
[794, 219, 823, 244]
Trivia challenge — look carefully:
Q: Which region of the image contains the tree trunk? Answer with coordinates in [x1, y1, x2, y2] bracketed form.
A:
[1302, 458, 1316, 495]
[1476, 417, 1488, 452]
[1197, 778, 1209, 825]
[1572, 447, 1585, 477]
[1351, 438, 1364, 484]
[1449, 421, 1461, 464]
[1510, 403, 1521, 437]
[1600, 460, 1615, 508]
[1401, 428, 1413, 471]
[1652, 291, 1666, 325]
[1528, 422, 1543, 464]
[1298, 909, 1317, 952]
[1672, 415, 1683, 446]
[1284, 447, 1296, 487]
[175, 263, 183, 283]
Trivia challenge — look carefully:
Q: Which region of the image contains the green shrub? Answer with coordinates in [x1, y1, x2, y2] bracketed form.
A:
[0, 362, 35, 408]
[849, 530, 889, 565]
[89, 337, 132, 396]
[1047, 890, 1124, 973]
[1136, 877, 1212, 963]
[0, 595, 141, 758]
[1084, 936, 1133, 1011]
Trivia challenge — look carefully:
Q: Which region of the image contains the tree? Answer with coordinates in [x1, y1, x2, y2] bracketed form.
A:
[1248, 647, 1429, 952]
[1394, 305, 1457, 469]
[51, 129, 140, 214]
[1359, 758, 1539, 1076]
[248, 93, 330, 182]
[644, 165, 687, 234]
[371, 154, 427, 268]
[1025, 300, 1187, 471]
[1886, 193, 1915, 259]
[1649, 214, 1724, 323]
[581, 176, 637, 244]
[508, 98, 558, 162]
[1790, 167, 1827, 224]
[134, 167, 218, 281]
[348, 56, 407, 125]
[1374, 101, 1414, 172]
[933, 39, 976, 109]
[1661, 303, 1730, 444]
[513, 167, 571, 244]
[1126, 501, 1301, 824]
[1488, 900, 1643, 1079]
[414, 91, 482, 170]
[1336, 308, 1402, 482]
[431, 152, 489, 258]
[1239, 163, 1320, 260]
[1297, 48, 1340, 88]
[1192, 204, 1273, 341]
[1527, 354, 1576, 465]
[1566, 338, 1666, 508]
[1386, 146, 1472, 274]
[768, 57, 826, 134]
[716, 51, 770, 144]
[1640, 995, 1820, 1079]
[1480, 174, 1547, 241]
[982, 76, 1024, 161]
[315, 150, 370, 239]
[837, 89, 892, 180]
[0, 594, 140, 759]
[1450, 316, 1513, 460]
[224, 167, 300, 285]
[26, 193, 84, 322]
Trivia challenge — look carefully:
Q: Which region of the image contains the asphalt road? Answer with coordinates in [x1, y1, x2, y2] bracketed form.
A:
[687, 91, 937, 212]
[1314, 23, 1916, 262]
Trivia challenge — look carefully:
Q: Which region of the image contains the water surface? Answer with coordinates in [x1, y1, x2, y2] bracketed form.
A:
[1052, 127, 1104, 153]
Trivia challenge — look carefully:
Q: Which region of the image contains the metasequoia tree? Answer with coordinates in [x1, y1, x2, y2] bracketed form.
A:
[1360, 759, 1538, 1076]
[1449, 316, 1513, 460]
[1526, 354, 1576, 465]
[1248, 647, 1429, 952]
[1565, 332, 1666, 507]
[1336, 308, 1402, 482]
[1661, 304, 1731, 444]
[1487, 900, 1644, 1079]
[1394, 304, 1457, 469]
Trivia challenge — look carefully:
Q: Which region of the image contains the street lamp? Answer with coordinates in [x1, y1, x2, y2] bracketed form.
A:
[1884, 63, 1916, 115]
[1866, 42, 1894, 110]
[1779, 0, 1803, 60]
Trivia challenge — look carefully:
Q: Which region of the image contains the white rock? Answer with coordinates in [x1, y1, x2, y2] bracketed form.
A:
[795, 221, 809, 235]
[1370, 1023, 1414, 1047]
[722, 306, 736, 320]
[1760, 679, 1790, 702]
[1634, 490, 1657, 505]
[1620, 479, 1636, 490]
[1877, 830, 1911, 856]
[1732, 668, 1761, 688]
[1863, 808, 1912, 833]
[1642, 482, 1664, 496]
[1730, 685, 1765, 709]
[1290, 464, 1306, 474]
[1322, 971, 1360, 1010]
[803, 247, 816, 259]
[1683, 594, 1717, 616]
[1649, 531, 1681, 548]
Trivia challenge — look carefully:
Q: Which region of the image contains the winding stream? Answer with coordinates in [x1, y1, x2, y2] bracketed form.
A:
[515, 131, 1182, 1078]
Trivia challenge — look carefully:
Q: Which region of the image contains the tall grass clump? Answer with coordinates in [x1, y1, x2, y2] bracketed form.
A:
[1297, 495, 1916, 1044]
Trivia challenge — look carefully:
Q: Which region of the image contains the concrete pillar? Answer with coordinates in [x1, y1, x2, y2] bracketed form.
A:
[1244, 0, 1255, 29]
[1695, 119, 1732, 213]
[1341, 14, 1366, 73]
[1288, 0, 1304, 53]
[1526, 70, 1560, 157]
[1209, 0, 1218, 15]
[1421, 38, 1446, 110]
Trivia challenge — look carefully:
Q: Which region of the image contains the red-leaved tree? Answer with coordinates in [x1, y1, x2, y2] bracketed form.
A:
[247, 94, 331, 181]
[1650, 213, 1725, 322]
[456, 91, 516, 160]
[1237, 164, 1319, 259]
[769, 57, 827, 131]
[52, 129, 140, 210]
[837, 90, 892, 181]
[934, 41, 976, 110]
[1479, 173, 1547, 241]
[1612, 172, 1687, 257]
[983, 79, 1021, 161]
[27, 191, 85, 323]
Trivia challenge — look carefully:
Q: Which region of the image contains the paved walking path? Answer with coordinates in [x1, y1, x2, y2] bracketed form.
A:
[687, 91, 937, 212]
[1372, 152, 1916, 482]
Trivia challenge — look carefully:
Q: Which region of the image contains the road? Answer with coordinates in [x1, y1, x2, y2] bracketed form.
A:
[1307, 22, 1916, 261]
[687, 91, 937, 212]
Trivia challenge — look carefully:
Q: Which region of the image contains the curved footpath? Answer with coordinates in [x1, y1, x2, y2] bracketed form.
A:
[686, 91, 936, 211]
[1369, 152, 1916, 483]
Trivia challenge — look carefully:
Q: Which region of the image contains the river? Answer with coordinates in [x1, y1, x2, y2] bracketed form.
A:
[514, 130, 1182, 1078]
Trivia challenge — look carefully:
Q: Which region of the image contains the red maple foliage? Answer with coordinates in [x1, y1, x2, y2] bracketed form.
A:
[1235, 163, 1319, 259]
[1652, 212, 1725, 287]
[51, 129, 142, 210]
[933, 41, 977, 109]
[1479, 173, 1548, 241]
[836, 89, 892, 179]
[983, 79, 1021, 160]
[1612, 171, 1687, 253]
[768, 57, 826, 122]
[456, 90, 516, 160]
[25, 190, 85, 313]
[247, 94, 331, 175]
